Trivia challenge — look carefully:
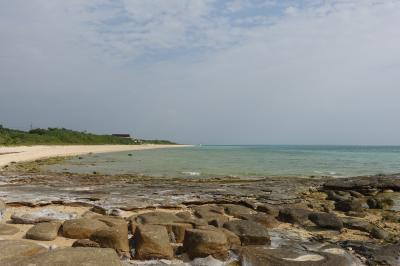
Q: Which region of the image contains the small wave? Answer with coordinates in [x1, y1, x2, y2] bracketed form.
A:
[182, 171, 201, 176]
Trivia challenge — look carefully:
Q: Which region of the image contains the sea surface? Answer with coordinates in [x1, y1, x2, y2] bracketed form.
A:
[47, 145, 400, 178]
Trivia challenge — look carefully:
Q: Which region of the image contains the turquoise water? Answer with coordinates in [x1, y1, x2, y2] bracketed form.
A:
[50, 145, 400, 178]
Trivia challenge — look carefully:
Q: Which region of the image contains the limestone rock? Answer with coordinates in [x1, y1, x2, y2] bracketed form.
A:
[26, 221, 62, 241]
[370, 227, 389, 240]
[90, 228, 129, 255]
[0, 240, 47, 264]
[341, 217, 373, 233]
[308, 212, 343, 230]
[135, 211, 183, 224]
[133, 224, 173, 260]
[72, 239, 101, 248]
[239, 213, 279, 228]
[62, 218, 108, 239]
[256, 204, 279, 217]
[0, 199, 6, 220]
[183, 229, 229, 260]
[5, 247, 122, 266]
[223, 220, 270, 245]
[222, 204, 256, 218]
[0, 224, 19, 235]
[11, 209, 76, 224]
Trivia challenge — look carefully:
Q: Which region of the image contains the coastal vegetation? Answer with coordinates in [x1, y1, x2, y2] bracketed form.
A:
[0, 125, 175, 146]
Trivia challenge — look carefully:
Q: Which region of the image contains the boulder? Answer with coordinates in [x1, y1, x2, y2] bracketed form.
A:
[192, 205, 228, 224]
[334, 200, 362, 212]
[135, 211, 183, 224]
[341, 217, 373, 233]
[278, 208, 311, 224]
[62, 218, 108, 239]
[0, 240, 47, 264]
[5, 247, 122, 266]
[370, 227, 389, 240]
[308, 212, 343, 230]
[222, 204, 256, 218]
[223, 220, 270, 245]
[158, 222, 193, 243]
[326, 191, 350, 202]
[183, 229, 229, 260]
[72, 239, 101, 248]
[26, 221, 62, 241]
[90, 228, 129, 255]
[367, 197, 394, 209]
[256, 204, 279, 217]
[133, 224, 173, 260]
[0, 224, 19, 235]
[11, 209, 76, 224]
[239, 213, 279, 228]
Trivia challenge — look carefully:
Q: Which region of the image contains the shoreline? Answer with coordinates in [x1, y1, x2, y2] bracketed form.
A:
[0, 144, 192, 168]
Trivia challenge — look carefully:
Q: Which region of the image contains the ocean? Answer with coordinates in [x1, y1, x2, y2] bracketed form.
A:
[48, 145, 400, 178]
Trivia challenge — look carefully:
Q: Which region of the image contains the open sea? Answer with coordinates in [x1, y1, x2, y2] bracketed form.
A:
[48, 145, 400, 178]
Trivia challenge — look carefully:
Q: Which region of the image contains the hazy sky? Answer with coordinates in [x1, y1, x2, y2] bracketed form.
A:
[1, 0, 400, 145]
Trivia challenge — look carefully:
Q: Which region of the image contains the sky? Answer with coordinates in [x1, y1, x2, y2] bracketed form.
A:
[1, 0, 400, 145]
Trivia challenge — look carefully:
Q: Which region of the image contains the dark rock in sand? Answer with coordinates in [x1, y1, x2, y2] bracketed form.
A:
[26, 221, 62, 241]
[334, 199, 362, 212]
[323, 176, 400, 191]
[309, 212, 343, 230]
[224, 220, 270, 245]
[62, 218, 108, 239]
[72, 239, 101, 248]
[133, 224, 173, 260]
[341, 217, 373, 233]
[6, 247, 122, 266]
[370, 227, 390, 240]
[367, 197, 394, 209]
[278, 208, 311, 225]
[0, 224, 19, 235]
[326, 191, 350, 202]
[0, 240, 47, 264]
[183, 229, 229, 260]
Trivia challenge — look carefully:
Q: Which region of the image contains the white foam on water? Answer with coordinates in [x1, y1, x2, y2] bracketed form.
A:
[283, 254, 325, 261]
[182, 171, 201, 176]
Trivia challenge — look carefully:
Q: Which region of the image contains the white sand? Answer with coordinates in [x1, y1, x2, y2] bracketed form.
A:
[0, 144, 190, 168]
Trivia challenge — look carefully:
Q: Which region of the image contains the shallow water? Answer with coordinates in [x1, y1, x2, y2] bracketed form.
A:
[49, 145, 400, 178]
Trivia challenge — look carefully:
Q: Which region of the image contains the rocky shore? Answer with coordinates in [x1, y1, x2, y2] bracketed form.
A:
[0, 163, 399, 265]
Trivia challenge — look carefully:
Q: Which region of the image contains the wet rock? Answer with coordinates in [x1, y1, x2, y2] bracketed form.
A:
[0, 224, 19, 235]
[222, 204, 256, 218]
[341, 217, 373, 233]
[367, 197, 394, 209]
[183, 229, 229, 260]
[256, 203, 279, 217]
[90, 228, 129, 256]
[0, 240, 47, 264]
[26, 221, 62, 241]
[72, 239, 101, 248]
[278, 208, 311, 225]
[11, 208, 76, 224]
[340, 240, 400, 266]
[238, 213, 279, 228]
[6, 247, 122, 266]
[370, 227, 389, 240]
[135, 211, 183, 224]
[133, 224, 173, 260]
[308, 212, 343, 230]
[334, 200, 362, 212]
[238, 245, 355, 266]
[63, 218, 108, 239]
[0, 199, 6, 220]
[223, 220, 270, 245]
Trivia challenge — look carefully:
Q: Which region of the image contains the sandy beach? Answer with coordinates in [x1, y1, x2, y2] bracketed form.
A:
[0, 144, 189, 168]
